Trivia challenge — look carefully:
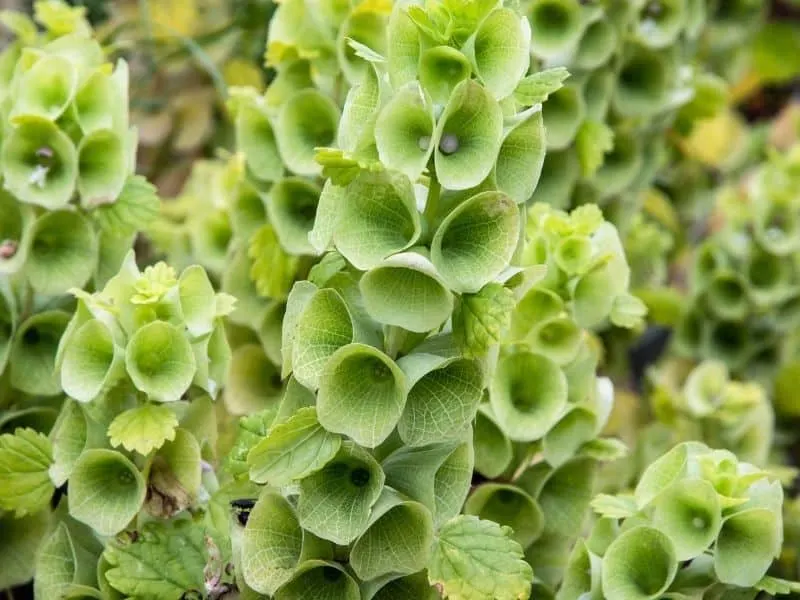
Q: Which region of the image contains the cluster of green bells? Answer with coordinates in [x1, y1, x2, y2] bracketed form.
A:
[0, 0, 798, 599]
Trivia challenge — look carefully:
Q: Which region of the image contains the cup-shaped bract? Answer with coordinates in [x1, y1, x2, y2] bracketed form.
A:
[317, 343, 407, 448]
[10, 54, 77, 122]
[526, 317, 583, 366]
[434, 79, 504, 190]
[77, 129, 128, 207]
[465, 483, 544, 548]
[536, 457, 597, 538]
[125, 321, 196, 402]
[613, 45, 672, 118]
[651, 478, 721, 560]
[431, 191, 520, 293]
[419, 46, 472, 105]
[635, 0, 688, 49]
[1, 116, 78, 209]
[706, 272, 748, 321]
[276, 89, 340, 176]
[703, 320, 750, 371]
[467, 8, 531, 101]
[374, 83, 436, 182]
[337, 11, 387, 85]
[25, 210, 98, 295]
[490, 350, 567, 441]
[746, 248, 791, 305]
[290, 287, 355, 390]
[360, 252, 453, 333]
[298, 441, 385, 544]
[683, 360, 728, 417]
[177, 264, 217, 339]
[350, 490, 434, 581]
[592, 130, 643, 200]
[397, 353, 483, 446]
[237, 102, 283, 183]
[714, 507, 782, 587]
[574, 19, 617, 70]
[59, 319, 124, 403]
[542, 406, 597, 467]
[528, 0, 586, 58]
[387, 6, 421, 89]
[333, 170, 422, 270]
[225, 343, 282, 415]
[68, 449, 146, 536]
[542, 83, 586, 151]
[494, 108, 546, 204]
[267, 177, 321, 256]
[510, 286, 564, 341]
[528, 149, 579, 210]
[601, 526, 678, 600]
[362, 572, 439, 600]
[10, 309, 70, 396]
[473, 406, 513, 478]
[73, 63, 127, 135]
[241, 491, 306, 595]
[0, 190, 34, 274]
[275, 560, 361, 600]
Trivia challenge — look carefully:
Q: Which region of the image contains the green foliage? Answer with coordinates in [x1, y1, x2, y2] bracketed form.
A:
[2, 0, 800, 598]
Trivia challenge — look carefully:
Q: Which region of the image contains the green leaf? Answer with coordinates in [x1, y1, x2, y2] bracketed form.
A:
[0, 427, 54, 516]
[429, 515, 533, 600]
[610, 293, 647, 329]
[248, 406, 342, 486]
[755, 576, 800, 596]
[248, 223, 302, 300]
[108, 404, 179, 456]
[513, 68, 570, 106]
[103, 520, 207, 599]
[590, 494, 638, 520]
[576, 120, 614, 178]
[225, 407, 277, 479]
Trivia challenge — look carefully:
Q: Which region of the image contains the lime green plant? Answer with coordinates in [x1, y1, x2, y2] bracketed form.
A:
[580, 441, 800, 600]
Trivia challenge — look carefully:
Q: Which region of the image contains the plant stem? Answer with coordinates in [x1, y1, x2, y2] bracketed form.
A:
[422, 172, 441, 245]
[384, 325, 407, 360]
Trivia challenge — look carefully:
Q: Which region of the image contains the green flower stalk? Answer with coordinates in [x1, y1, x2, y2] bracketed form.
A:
[675, 145, 800, 380]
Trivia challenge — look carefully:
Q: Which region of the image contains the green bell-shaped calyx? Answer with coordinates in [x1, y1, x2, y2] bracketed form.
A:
[374, 82, 436, 181]
[276, 89, 340, 176]
[77, 128, 128, 207]
[9, 54, 77, 122]
[267, 177, 321, 256]
[60, 319, 124, 403]
[275, 561, 361, 600]
[397, 352, 483, 446]
[125, 321, 196, 402]
[350, 488, 434, 581]
[25, 210, 98, 295]
[490, 349, 567, 441]
[317, 343, 407, 448]
[241, 490, 310, 595]
[1, 116, 78, 208]
[332, 169, 422, 270]
[434, 79, 504, 190]
[465, 483, 544, 548]
[10, 310, 70, 396]
[0, 189, 35, 274]
[601, 526, 678, 600]
[297, 441, 385, 544]
[360, 252, 453, 333]
[68, 449, 146, 536]
[431, 191, 520, 293]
